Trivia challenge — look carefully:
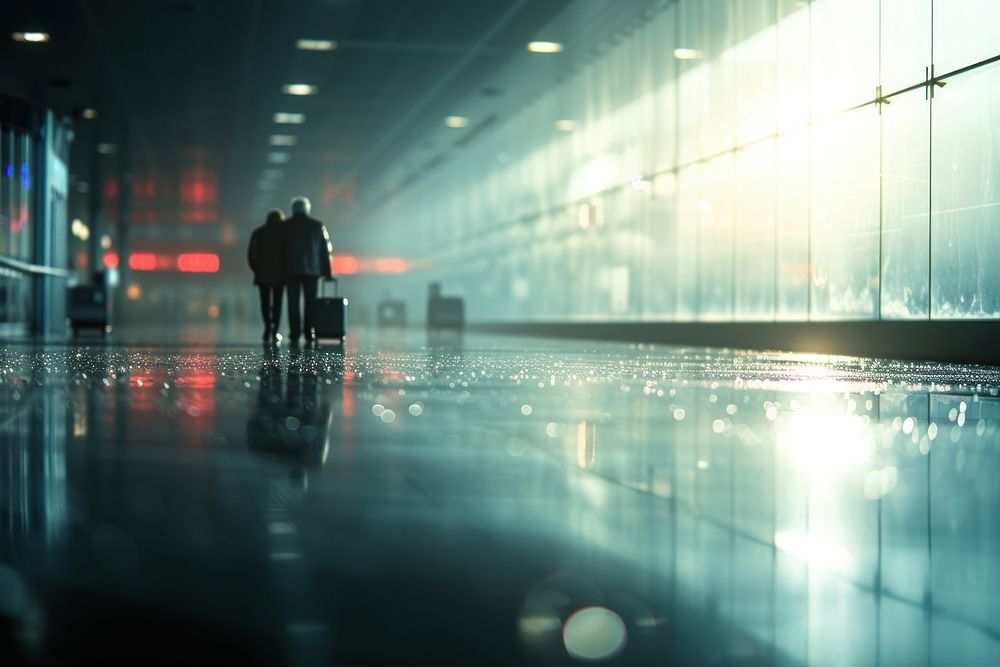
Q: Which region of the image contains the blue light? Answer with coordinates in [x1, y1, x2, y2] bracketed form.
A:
[4, 164, 12, 179]
[20, 164, 30, 189]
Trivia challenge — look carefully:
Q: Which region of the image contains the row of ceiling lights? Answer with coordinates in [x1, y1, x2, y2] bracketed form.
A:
[256, 34, 705, 190]
[11, 27, 701, 173]
[260, 38, 328, 190]
[258, 39, 580, 190]
[442, 41, 566, 131]
[441, 43, 704, 133]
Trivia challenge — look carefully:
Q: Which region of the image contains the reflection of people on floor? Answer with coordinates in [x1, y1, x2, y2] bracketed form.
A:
[246, 347, 338, 469]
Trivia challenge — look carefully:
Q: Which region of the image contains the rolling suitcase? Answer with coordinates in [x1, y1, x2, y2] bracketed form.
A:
[427, 296, 464, 329]
[312, 277, 348, 340]
[68, 283, 110, 334]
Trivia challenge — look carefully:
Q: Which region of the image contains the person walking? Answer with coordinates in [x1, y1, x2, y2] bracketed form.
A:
[282, 196, 333, 344]
[247, 208, 286, 343]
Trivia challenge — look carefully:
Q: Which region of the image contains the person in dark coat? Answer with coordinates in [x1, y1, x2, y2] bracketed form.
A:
[283, 196, 333, 343]
[248, 208, 286, 342]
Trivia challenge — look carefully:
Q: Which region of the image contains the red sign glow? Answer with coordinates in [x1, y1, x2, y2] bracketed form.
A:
[177, 253, 220, 273]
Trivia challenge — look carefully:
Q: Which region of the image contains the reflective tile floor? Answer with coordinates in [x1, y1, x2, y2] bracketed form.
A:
[2, 328, 1000, 665]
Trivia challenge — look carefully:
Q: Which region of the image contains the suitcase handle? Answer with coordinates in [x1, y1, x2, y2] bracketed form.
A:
[320, 276, 338, 297]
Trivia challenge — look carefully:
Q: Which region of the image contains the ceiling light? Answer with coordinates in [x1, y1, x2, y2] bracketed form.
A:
[97, 143, 116, 154]
[282, 83, 318, 96]
[673, 48, 702, 60]
[268, 152, 290, 164]
[82, 108, 97, 120]
[270, 134, 297, 146]
[296, 39, 337, 51]
[12, 32, 50, 43]
[445, 116, 470, 129]
[258, 180, 277, 191]
[262, 168, 284, 179]
[527, 41, 564, 53]
[273, 112, 305, 124]
[555, 119, 576, 132]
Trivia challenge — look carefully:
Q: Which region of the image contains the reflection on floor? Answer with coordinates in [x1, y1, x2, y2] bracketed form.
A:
[2, 329, 1000, 665]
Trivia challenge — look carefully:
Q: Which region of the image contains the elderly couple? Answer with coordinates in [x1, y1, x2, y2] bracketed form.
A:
[247, 196, 334, 345]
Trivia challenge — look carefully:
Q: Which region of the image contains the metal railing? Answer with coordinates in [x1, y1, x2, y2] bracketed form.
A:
[0, 253, 72, 279]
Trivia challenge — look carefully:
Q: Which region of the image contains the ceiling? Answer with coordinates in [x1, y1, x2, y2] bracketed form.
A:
[0, 0, 576, 234]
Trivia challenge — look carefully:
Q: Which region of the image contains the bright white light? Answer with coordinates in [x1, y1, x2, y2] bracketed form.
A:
[631, 175, 648, 191]
[12, 32, 49, 43]
[528, 41, 564, 53]
[82, 108, 97, 120]
[778, 409, 874, 474]
[269, 134, 297, 146]
[296, 39, 336, 51]
[268, 152, 290, 164]
[673, 47, 702, 60]
[445, 116, 470, 128]
[562, 607, 626, 661]
[555, 119, 576, 132]
[774, 531, 850, 570]
[273, 112, 306, 124]
[282, 83, 318, 96]
[576, 154, 617, 197]
[864, 466, 899, 499]
[100, 235, 112, 250]
[71, 219, 90, 241]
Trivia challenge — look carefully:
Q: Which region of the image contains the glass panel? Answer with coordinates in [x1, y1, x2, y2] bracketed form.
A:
[933, 0, 1000, 75]
[776, 0, 810, 131]
[810, 107, 880, 319]
[0, 125, 8, 256]
[697, 154, 735, 320]
[881, 90, 930, 319]
[676, 165, 699, 319]
[810, 0, 878, 119]
[776, 128, 810, 319]
[643, 173, 678, 318]
[18, 131, 32, 261]
[701, 0, 736, 158]
[735, 0, 777, 145]
[735, 140, 776, 319]
[880, 0, 931, 93]
[931, 63, 1000, 318]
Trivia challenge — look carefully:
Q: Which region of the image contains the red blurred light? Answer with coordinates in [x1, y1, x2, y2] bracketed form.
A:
[129, 252, 157, 271]
[102, 252, 119, 269]
[374, 258, 408, 273]
[176, 372, 216, 389]
[177, 253, 220, 273]
[333, 255, 358, 275]
[180, 208, 218, 223]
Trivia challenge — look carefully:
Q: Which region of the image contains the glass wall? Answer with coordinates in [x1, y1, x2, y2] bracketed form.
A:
[0, 122, 34, 329]
[363, 0, 1000, 322]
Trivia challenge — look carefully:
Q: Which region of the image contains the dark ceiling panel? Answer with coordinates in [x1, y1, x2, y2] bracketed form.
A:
[1, 0, 576, 229]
